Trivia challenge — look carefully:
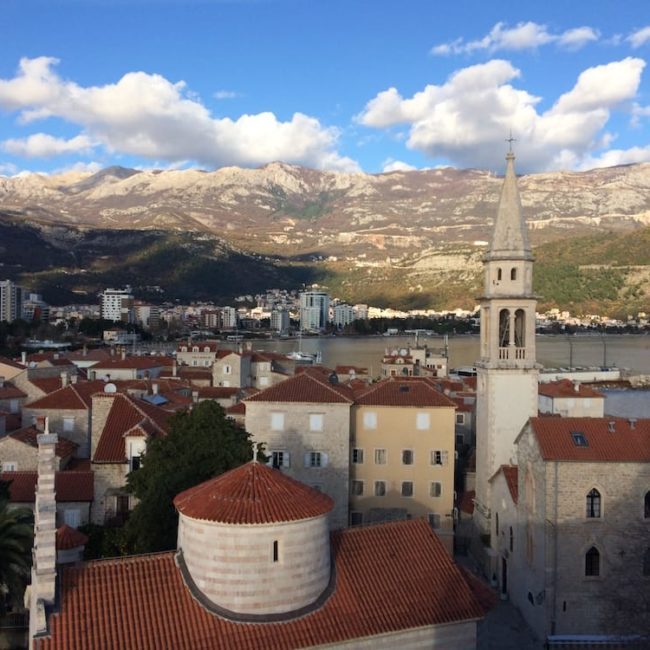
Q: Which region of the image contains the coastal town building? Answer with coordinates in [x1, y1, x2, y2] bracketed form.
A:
[299, 290, 330, 332]
[100, 287, 134, 323]
[0, 279, 24, 322]
[537, 379, 605, 418]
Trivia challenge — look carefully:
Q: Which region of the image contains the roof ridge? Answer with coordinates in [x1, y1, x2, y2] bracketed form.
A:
[304, 371, 353, 401]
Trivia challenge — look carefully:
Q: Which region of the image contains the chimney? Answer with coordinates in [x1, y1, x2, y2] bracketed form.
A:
[34, 415, 46, 433]
[71, 373, 78, 385]
[21, 351, 27, 365]
[29, 421, 58, 636]
[628, 417, 637, 430]
[573, 380, 581, 393]
[192, 390, 199, 404]
[608, 420, 616, 433]
[172, 361, 177, 378]
[152, 382, 159, 395]
[121, 350, 126, 361]
[61, 372, 69, 388]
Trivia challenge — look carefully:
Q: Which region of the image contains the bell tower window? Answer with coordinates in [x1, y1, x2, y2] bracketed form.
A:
[514, 309, 525, 348]
[497, 268, 502, 281]
[511, 267, 517, 280]
[499, 309, 510, 347]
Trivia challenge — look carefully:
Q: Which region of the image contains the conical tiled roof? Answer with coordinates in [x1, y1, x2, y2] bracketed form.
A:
[486, 152, 532, 261]
[56, 524, 89, 550]
[174, 461, 334, 524]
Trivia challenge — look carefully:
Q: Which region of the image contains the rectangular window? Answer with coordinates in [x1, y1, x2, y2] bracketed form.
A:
[402, 449, 414, 465]
[416, 412, 430, 430]
[430, 482, 442, 497]
[63, 417, 74, 433]
[223, 365, 232, 375]
[352, 448, 364, 464]
[304, 452, 328, 468]
[374, 449, 387, 465]
[272, 540, 279, 563]
[131, 456, 142, 472]
[270, 451, 290, 469]
[363, 411, 377, 430]
[351, 480, 364, 496]
[350, 511, 363, 526]
[309, 413, 324, 432]
[2, 462, 17, 472]
[401, 481, 413, 497]
[63, 508, 81, 529]
[374, 481, 386, 497]
[431, 450, 449, 466]
[428, 513, 441, 529]
[271, 412, 285, 431]
[456, 413, 465, 425]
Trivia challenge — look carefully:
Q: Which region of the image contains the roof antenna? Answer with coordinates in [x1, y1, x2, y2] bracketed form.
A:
[252, 441, 258, 463]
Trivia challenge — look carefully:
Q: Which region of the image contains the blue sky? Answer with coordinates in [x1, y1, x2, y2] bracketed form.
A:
[1, 0, 649, 175]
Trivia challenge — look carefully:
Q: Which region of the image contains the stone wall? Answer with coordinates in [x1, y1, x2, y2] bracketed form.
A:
[0, 436, 63, 472]
[22, 408, 90, 458]
[91, 463, 128, 525]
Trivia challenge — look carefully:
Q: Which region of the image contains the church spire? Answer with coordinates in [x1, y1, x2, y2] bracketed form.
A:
[487, 151, 532, 261]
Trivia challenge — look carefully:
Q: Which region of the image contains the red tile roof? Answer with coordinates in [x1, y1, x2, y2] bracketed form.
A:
[529, 417, 650, 462]
[355, 377, 456, 408]
[197, 387, 239, 399]
[0, 383, 27, 399]
[174, 461, 334, 524]
[226, 402, 245, 415]
[177, 341, 219, 352]
[1, 470, 94, 502]
[56, 524, 89, 550]
[36, 518, 485, 650]
[335, 365, 368, 374]
[91, 357, 171, 370]
[5, 427, 77, 458]
[538, 379, 604, 399]
[25, 381, 106, 410]
[0, 355, 25, 369]
[29, 377, 64, 395]
[245, 370, 354, 404]
[93, 394, 170, 463]
[489, 465, 518, 504]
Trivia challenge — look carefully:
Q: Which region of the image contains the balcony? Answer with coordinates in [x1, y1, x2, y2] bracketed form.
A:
[498, 347, 526, 360]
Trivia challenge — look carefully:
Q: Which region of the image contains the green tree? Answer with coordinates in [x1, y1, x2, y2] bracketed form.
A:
[0, 490, 33, 613]
[123, 401, 255, 554]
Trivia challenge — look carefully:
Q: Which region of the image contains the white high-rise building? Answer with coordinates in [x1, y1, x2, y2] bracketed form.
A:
[333, 303, 355, 329]
[221, 306, 238, 329]
[0, 280, 24, 322]
[473, 151, 540, 534]
[101, 287, 134, 322]
[270, 307, 290, 334]
[299, 290, 330, 331]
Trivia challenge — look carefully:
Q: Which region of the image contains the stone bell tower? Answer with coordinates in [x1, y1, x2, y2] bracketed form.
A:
[473, 149, 539, 534]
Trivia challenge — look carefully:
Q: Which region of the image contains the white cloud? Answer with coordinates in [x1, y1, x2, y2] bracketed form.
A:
[213, 90, 241, 100]
[358, 58, 646, 172]
[631, 102, 650, 127]
[0, 57, 359, 172]
[382, 158, 417, 172]
[627, 26, 650, 48]
[2, 133, 95, 158]
[51, 161, 103, 175]
[579, 145, 650, 170]
[0, 162, 19, 176]
[431, 22, 598, 56]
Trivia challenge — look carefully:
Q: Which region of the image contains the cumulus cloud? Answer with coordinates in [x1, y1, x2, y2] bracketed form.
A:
[358, 58, 645, 172]
[579, 145, 650, 169]
[2, 133, 95, 158]
[0, 162, 19, 176]
[0, 57, 359, 172]
[213, 90, 241, 100]
[627, 26, 650, 48]
[382, 158, 417, 172]
[431, 21, 598, 56]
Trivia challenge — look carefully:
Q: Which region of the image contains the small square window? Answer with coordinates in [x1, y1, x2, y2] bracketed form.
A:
[270, 451, 290, 469]
[374, 449, 387, 465]
[401, 481, 413, 497]
[309, 413, 324, 432]
[402, 449, 414, 465]
[352, 448, 364, 464]
[350, 511, 363, 526]
[374, 481, 386, 497]
[351, 480, 364, 496]
[363, 412, 377, 430]
[456, 413, 465, 425]
[271, 412, 285, 431]
[416, 413, 430, 430]
[431, 450, 449, 466]
[430, 482, 442, 497]
[63, 417, 74, 433]
[572, 432, 588, 447]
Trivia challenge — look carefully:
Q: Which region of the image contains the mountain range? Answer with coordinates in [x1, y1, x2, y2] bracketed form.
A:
[1, 162, 649, 316]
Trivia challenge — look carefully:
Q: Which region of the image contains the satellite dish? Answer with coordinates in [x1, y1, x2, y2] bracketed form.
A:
[104, 383, 117, 394]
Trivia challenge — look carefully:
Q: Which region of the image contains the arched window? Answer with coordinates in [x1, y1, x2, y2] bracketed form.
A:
[586, 488, 601, 518]
[499, 309, 510, 347]
[585, 546, 600, 576]
[643, 548, 650, 576]
[497, 268, 502, 281]
[514, 309, 525, 347]
[645, 491, 650, 518]
[511, 267, 517, 280]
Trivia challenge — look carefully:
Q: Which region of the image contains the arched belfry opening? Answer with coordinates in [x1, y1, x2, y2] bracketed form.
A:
[499, 309, 510, 348]
[514, 309, 525, 348]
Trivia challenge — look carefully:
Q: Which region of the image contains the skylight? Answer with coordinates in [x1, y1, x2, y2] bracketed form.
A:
[571, 431, 588, 447]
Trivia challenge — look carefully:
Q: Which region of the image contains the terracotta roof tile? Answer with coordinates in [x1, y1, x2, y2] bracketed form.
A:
[355, 377, 456, 408]
[56, 524, 89, 550]
[335, 365, 368, 374]
[92, 394, 170, 463]
[197, 387, 239, 398]
[529, 417, 650, 462]
[29, 377, 64, 394]
[6, 427, 77, 458]
[226, 402, 245, 415]
[538, 379, 604, 399]
[174, 461, 334, 524]
[91, 356, 171, 370]
[0, 355, 25, 369]
[1, 470, 94, 502]
[25, 381, 106, 410]
[36, 518, 484, 650]
[245, 371, 353, 404]
[0, 383, 27, 399]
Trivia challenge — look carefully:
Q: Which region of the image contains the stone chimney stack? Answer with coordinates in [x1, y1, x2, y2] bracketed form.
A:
[61, 372, 69, 388]
[21, 351, 27, 365]
[172, 361, 177, 378]
[29, 420, 58, 641]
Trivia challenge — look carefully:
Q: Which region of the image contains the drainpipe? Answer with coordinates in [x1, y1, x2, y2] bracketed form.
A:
[550, 460, 559, 636]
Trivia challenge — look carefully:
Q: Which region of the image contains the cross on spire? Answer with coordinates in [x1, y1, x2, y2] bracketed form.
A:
[506, 131, 516, 153]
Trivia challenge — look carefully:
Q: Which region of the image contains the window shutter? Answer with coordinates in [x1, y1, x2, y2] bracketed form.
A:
[442, 451, 449, 465]
[283, 452, 291, 468]
[321, 453, 329, 468]
[304, 452, 311, 468]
